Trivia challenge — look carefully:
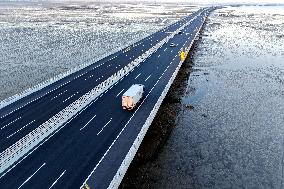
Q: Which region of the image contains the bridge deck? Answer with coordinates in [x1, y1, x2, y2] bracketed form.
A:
[0, 7, 215, 189]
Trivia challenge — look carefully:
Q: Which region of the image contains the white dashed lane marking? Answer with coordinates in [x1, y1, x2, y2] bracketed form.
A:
[1, 117, 22, 130]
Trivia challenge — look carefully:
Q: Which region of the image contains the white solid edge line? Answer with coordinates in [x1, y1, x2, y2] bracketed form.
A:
[7, 12, 200, 188]
[18, 162, 46, 189]
[48, 170, 66, 189]
[80, 11, 205, 187]
[0, 19, 154, 115]
[81, 66, 163, 188]
[0, 95, 99, 180]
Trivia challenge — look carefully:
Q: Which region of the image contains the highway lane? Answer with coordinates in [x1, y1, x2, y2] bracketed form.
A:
[86, 11, 212, 188]
[0, 10, 201, 125]
[0, 7, 203, 117]
[0, 10, 204, 153]
[0, 8, 212, 189]
[0, 8, 201, 117]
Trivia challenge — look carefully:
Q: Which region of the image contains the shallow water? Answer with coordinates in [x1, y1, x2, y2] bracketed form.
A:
[144, 6, 284, 189]
[0, 2, 197, 101]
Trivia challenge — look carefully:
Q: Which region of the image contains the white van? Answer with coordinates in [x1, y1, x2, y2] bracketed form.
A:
[122, 84, 145, 110]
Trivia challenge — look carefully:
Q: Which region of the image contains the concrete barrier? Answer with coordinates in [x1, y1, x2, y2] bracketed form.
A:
[0, 20, 178, 110]
[107, 15, 206, 189]
[0, 23, 183, 174]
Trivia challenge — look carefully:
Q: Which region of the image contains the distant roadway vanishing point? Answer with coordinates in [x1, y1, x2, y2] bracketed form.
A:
[0, 7, 216, 189]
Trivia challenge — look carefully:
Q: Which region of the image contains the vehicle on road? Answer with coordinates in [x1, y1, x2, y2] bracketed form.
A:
[170, 43, 176, 47]
[122, 84, 145, 110]
[178, 30, 182, 34]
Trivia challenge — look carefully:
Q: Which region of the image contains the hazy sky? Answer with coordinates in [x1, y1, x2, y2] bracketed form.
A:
[103, 0, 284, 4]
[179, 0, 283, 3]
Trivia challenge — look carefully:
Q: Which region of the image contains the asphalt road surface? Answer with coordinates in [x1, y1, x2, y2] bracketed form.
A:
[0, 9, 205, 153]
[0, 7, 214, 189]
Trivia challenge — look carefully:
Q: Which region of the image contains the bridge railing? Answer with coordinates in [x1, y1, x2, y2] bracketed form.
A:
[0, 19, 181, 110]
[108, 14, 206, 189]
[0, 26, 180, 174]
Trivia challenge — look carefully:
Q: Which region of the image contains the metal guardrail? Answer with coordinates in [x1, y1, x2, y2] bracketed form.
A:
[107, 15, 206, 189]
[0, 26, 180, 174]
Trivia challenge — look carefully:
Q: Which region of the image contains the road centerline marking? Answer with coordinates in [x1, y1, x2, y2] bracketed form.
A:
[145, 75, 152, 82]
[116, 89, 124, 98]
[7, 120, 36, 139]
[135, 73, 141, 80]
[81, 63, 168, 185]
[51, 90, 68, 100]
[97, 118, 112, 135]
[1, 116, 22, 130]
[80, 115, 97, 131]
[18, 162, 46, 189]
[48, 170, 66, 189]
[62, 92, 78, 103]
